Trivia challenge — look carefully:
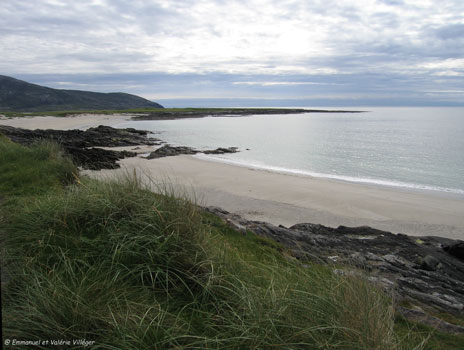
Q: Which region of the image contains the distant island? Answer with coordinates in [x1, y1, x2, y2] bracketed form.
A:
[0, 75, 164, 112]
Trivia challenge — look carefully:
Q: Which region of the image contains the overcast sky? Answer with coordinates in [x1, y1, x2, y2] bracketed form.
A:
[1, 0, 463, 106]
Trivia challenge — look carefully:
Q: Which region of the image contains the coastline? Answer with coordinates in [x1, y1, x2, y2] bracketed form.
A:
[2, 114, 464, 240]
[83, 154, 464, 240]
[193, 153, 464, 200]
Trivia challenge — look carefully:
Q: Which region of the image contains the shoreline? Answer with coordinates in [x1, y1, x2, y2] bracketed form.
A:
[83, 154, 464, 240]
[2, 113, 464, 239]
[129, 108, 365, 120]
[193, 153, 464, 201]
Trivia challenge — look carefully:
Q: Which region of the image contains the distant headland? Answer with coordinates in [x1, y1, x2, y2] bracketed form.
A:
[0, 75, 164, 112]
[0, 75, 367, 117]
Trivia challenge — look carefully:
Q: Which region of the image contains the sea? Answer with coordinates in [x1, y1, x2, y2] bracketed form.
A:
[116, 107, 464, 198]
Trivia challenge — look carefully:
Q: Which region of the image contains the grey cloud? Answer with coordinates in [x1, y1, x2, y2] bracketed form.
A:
[370, 11, 399, 27]
[1, 0, 464, 106]
[434, 24, 464, 40]
[377, 0, 404, 6]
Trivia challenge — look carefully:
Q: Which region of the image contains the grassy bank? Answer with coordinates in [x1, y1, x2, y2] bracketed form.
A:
[0, 107, 293, 118]
[0, 107, 326, 119]
[0, 107, 212, 117]
[0, 137, 461, 349]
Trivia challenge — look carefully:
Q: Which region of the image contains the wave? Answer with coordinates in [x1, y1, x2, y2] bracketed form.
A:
[193, 154, 464, 197]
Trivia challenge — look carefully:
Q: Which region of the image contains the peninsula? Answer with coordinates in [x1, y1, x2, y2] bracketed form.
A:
[0, 75, 164, 111]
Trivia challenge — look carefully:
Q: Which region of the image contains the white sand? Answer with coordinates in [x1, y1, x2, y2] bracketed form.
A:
[0, 113, 133, 130]
[85, 155, 464, 239]
[2, 115, 464, 239]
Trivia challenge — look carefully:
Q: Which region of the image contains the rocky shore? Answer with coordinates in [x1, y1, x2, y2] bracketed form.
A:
[0, 125, 161, 170]
[0, 125, 241, 169]
[131, 108, 364, 120]
[206, 206, 464, 333]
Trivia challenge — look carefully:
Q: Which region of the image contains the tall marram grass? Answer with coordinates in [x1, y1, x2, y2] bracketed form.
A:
[1, 138, 428, 349]
[0, 136, 76, 198]
[2, 175, 425, 349]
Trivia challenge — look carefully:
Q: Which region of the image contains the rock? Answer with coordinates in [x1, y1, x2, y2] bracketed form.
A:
[205, 206, 464, 320]
[146, 145, 197, 159]
[444, 242, 464, 261]
[145, 145, 239, 159]
[67, 147, 136, 170]
[203, 147, 238, 154]
[419, 255, 441, 271]
[0, 125, 157, 170]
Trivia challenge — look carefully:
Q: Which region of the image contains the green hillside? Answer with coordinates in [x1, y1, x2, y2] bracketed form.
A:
[0, 75, 163, 111]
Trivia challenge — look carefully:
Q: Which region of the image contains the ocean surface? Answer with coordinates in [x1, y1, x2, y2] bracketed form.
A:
[116, 107, 464, 197]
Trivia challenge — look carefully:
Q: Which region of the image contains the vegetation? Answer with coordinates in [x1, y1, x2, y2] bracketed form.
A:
[1, 137, 463, 349]
[0, 75, 163, 112]
[0, 135, 76, 199]
[0, 107, 307, 118]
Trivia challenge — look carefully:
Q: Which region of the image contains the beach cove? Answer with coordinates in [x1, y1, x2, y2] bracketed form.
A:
[2, 112, 464, 240]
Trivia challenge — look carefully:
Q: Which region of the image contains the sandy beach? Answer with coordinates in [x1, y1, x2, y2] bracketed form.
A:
[0, 113, 134, 130]
[2, 114, 464, 239]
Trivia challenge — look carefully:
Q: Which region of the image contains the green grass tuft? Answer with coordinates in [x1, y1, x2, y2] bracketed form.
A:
[0, 136, 76, 198]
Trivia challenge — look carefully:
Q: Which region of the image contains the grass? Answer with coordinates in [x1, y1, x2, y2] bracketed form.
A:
[0, 137, 459, 349]
[0, 135, 76, 202]
[0, 108, 200, 118]
[0, 107, 306, 118]
[394, 316, 464, 350]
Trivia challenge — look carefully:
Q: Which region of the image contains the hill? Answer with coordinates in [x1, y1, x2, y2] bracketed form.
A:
[0, 75, 163, 111]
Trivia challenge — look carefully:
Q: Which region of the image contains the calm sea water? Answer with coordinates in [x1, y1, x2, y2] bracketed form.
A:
[116, 107, 464, 197]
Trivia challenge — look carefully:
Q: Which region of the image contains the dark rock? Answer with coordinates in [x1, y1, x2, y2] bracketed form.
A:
[145, 145, 197, 159]
[203, 147, 238, 154]
[0, 124, 157, 170]
[419, 255, 441, 271]
[67, 147, 136, 170]
[444, 242, 464, 261]
[336, 225, 389, 236]
[145, 145, 239, 159]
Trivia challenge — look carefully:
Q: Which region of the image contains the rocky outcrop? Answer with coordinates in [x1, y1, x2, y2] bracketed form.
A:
[0, 125, 159, 170]
[146, 145, 238, 159]
[205, 206, 464, 331]
[444, 242, 464, 261]
[0, 124, 240, 168]
[203, 147, 239, 154]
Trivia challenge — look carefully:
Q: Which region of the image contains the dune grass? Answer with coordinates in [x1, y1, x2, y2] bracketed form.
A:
[0, 137, 457, 349]
[0, 135, 76, 199]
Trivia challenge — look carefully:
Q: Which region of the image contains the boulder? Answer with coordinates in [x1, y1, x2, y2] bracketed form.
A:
[444, 242, 464, 261]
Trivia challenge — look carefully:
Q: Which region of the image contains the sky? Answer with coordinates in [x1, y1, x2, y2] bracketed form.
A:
[1, 0, 464, 106]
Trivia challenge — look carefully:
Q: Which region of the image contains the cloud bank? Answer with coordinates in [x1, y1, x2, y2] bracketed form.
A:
[1, 0, 463, 105]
